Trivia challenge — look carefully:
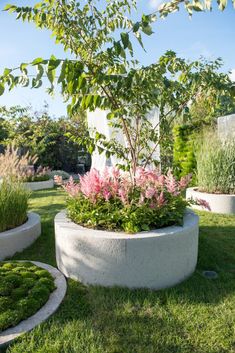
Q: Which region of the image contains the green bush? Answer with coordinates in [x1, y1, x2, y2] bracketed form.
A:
[173, 124, 198, 183]
[0, 180, 30, 232]
[0, 261, 55, 332]
[196, 132, 235, 194]
[67, 195, 188, 234]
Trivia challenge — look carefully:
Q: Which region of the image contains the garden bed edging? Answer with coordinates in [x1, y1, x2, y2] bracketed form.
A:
[186, 187, 235, 214]
[23, 179, 54, 191]
[0, 212, 41, 261]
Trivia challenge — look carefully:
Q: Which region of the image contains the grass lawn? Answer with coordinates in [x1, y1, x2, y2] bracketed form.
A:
[2, 188, 235, 353]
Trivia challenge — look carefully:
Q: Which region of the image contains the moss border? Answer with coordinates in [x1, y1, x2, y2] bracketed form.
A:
[0, 261, 67, 348]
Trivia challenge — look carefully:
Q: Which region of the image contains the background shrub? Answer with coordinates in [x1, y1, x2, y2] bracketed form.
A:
[0, 180, 30, 232]
[49, 170, 70, 180]
[0, 105, 90, 173]
[172, 124, 198, 183]
[196, 132, 235, 194]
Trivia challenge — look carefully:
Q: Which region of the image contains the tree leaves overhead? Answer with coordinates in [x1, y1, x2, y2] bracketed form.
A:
[0, 0, 234, 173]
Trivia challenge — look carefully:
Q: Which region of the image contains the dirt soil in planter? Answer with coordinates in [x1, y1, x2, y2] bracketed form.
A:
[0, 261, 56, 332]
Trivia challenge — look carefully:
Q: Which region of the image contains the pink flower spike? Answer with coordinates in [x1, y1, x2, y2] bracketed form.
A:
[179, 174, 192, 190]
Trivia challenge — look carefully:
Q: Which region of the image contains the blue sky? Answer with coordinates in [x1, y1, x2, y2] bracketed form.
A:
[0, 0, 235, 117]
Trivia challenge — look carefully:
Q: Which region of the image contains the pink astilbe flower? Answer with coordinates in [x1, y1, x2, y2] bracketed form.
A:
[165, 170, 179, 195]
[54, 175, 63, 186]
[61, 167, 192, 210]
[63, 176, 80, 197]
[179, 174, 192, 190]
[156, 191, 165, 207]
[145, 187, 156, 199]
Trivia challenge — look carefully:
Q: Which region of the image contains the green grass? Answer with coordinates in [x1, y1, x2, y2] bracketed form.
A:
[0, 261, 55, 332]
[3, 188, 235, 353]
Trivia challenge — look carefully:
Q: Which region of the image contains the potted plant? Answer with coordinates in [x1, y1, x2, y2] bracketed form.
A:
[186, 132, 235, 214]
[0, 179, 41, 260]
[54, 168, 209, 289]
[22, 166, 54, 191]
[0, 145, 53, 191]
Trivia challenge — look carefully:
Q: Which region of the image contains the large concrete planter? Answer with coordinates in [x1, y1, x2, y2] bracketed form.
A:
[186, 187, 235, 215]
[23, 179, 54, 191]
[0, 213, 41, 260]
[55, 210, 199, 290]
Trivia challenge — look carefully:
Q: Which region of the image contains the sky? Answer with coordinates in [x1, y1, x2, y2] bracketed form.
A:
[0, 0, 235, 117]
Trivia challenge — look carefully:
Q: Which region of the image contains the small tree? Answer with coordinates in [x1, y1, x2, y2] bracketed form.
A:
[0, 0, 234, 180]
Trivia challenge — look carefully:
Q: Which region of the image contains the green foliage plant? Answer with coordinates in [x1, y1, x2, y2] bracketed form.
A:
[0, 261, 55, 332]
[196, 131, 235, 194]
[173, 124, 197, 183]
[0, 106, 86, 173]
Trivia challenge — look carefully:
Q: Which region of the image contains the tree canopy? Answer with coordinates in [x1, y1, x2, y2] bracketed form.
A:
[0, 0, 234, 175]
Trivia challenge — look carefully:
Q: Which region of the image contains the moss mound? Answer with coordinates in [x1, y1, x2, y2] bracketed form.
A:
[0, 261, 56, 332]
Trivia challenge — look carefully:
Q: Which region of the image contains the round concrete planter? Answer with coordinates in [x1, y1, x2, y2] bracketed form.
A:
[0, 261, 67, 348]
[186, 187, 235, 214]
[55, 210, 199, 290]
[23, 179, 54, 191]
[0, 213, 41, 261]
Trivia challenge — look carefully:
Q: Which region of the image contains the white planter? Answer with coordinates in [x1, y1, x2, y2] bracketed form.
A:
[23, 179, 54, 191]
[55, 210, 199, 290]
[186, 187, 235, 214]
[0, 213, 41, 261]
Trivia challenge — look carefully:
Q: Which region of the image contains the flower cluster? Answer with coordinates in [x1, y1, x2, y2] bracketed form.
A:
[62, 167, 191, 208]
[62, 167, 210, 233]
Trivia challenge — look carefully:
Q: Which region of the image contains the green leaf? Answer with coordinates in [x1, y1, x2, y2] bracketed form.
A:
[218, 0, 227, 10]
[120, 32, 129, 49]
[142, 25, 154, 36]
[0, 83, 5, 96]
[3, 68, 12, 76]
[4, 4, 17, 12]
[133, 22, 140, 32]
[32, 58, 44, 65]
[58, 61, 67, 84]
[20, 63, 28, 74]
[48, 55, 61, 71]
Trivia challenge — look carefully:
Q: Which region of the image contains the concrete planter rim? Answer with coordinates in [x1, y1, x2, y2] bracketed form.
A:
[186, 186, 235, 214]
[189, 186, 235, 197]
[55, 208, 197, 239]
[23, 179, 54, 191]
[0, 212, 41, 261]
[0, 261, 67, 348]
[0, 212, 37, 237]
